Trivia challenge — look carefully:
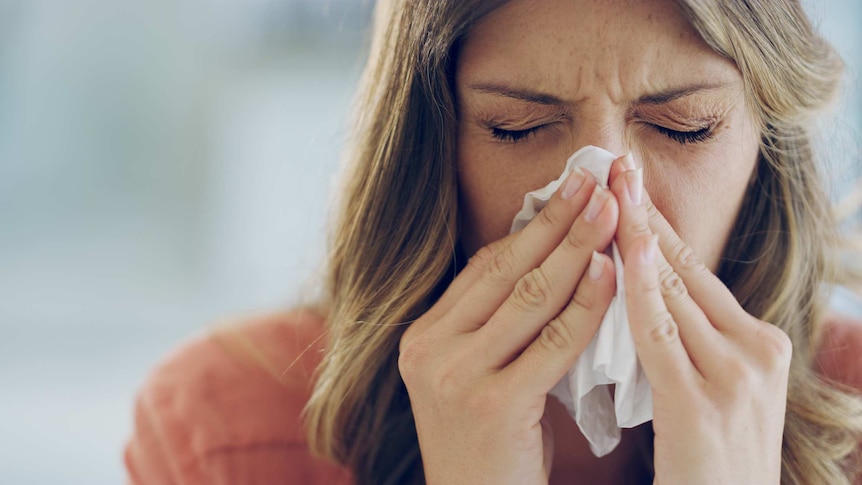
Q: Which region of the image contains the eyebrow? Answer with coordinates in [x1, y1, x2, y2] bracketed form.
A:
[467, 82, 731, 106]
[637, 83, 731, 104]
[469, 83, 570, 106]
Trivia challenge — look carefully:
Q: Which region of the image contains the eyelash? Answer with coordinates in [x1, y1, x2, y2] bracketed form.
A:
[489, 124, 715, 145]
[490, 126, 544, 143]
[653, 125, 715, 144]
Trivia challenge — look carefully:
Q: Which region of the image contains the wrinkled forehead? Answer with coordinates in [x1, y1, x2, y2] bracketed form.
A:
[456, 0, 740, 103]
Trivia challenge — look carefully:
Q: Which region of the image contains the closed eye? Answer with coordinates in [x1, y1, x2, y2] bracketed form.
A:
[490, 123, 714, 145]
[490, 125, 545, 143]
[654, 125, 714, 145]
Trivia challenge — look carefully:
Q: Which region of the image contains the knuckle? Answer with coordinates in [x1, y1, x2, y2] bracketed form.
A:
[646, 199, 660, 218]
[643, 312, 679, 345]
[756, 323, 793, 369]
[721, 359, 758, 394]
[467, 245, 497, 271]
[536, 204, 561, 229]
[563, 227, 590, 253]
[569, 286, 596, 312]
[398, 337, 426, 384]
[511, 267, 552, 310]
[657, 259, 674, 282]
[659, 268, 688, 301]
[628, 221, 652, 237]
[639, 271, 663, 294]
[485, 244, 518, 282]
[670, 239, 706, 271]
[539, 316, 578, 353]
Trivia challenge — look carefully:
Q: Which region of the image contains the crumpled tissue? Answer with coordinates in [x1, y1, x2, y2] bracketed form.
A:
[509, 145, 653, 457]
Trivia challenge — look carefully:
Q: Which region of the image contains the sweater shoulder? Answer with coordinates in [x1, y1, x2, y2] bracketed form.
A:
[124, 309, 352, 484]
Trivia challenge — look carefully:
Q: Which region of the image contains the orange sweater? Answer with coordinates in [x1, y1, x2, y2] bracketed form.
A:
[124, 310, 353, 485]
[125, 309, 862, 485]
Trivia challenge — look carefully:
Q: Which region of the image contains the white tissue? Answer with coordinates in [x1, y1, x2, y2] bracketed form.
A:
[509, 145, 653, 457]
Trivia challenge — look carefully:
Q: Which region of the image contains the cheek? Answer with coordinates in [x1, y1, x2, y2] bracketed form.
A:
[645, 134, 758, 271]
[456, 134, 569, 256]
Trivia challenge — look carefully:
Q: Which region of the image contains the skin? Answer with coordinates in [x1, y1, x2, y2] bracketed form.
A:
[398, 0, 791, 484]
[455, 0, 759, 271]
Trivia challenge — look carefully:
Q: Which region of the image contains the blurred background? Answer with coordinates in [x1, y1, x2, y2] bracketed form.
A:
[0, 1, 859, 483]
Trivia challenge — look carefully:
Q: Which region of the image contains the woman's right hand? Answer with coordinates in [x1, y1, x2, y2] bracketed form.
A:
[398, 164, 622, 485]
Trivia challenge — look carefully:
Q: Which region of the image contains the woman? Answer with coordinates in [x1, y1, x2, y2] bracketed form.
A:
[125, 0, 862, 483]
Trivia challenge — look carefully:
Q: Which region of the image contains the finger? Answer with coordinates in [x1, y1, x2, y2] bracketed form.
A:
[610, 167, 725, 374]
[607, 152, 636, 189]
[478, 185, 618, 367]
[407, 233, 518, 339]
[500, 251, 615, 395]
[445, 168, 599, 332]
[644, 191, 750, 328]
[624, 234, 700, 392]
[651, 247, 732, 376]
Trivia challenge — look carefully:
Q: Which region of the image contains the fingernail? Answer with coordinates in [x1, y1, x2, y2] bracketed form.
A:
[588, 250, 604, 280]
[622, 152, 636, 171]
[641, 234, 658, 265]
[584, 186, 608, 222]
[625, 168, 643, 206]
[560, 167, 585, 200]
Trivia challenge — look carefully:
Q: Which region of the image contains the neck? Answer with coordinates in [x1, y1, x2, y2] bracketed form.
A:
[547, 396, 652, 484]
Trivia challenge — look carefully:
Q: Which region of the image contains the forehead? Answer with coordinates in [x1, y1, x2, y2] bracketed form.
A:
[457, 0, 741, 102]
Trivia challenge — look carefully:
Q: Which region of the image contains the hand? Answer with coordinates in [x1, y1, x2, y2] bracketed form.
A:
[399, 166, 619, 485]
[608, 157, 791, 485]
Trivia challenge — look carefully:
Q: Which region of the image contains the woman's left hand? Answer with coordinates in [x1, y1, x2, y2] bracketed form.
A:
[608, 156, 791, 485]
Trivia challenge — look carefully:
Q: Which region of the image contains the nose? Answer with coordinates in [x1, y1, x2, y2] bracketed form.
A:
[568, 110, 630, 159]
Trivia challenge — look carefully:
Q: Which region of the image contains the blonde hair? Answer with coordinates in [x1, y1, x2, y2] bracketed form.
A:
[304, 1, 862, 483]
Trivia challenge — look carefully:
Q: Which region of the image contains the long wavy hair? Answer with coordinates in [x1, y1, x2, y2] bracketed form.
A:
[303, 1, 862, 483]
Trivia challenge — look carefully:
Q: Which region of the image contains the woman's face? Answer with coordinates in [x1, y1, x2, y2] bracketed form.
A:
[455, 0, 761, 271]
